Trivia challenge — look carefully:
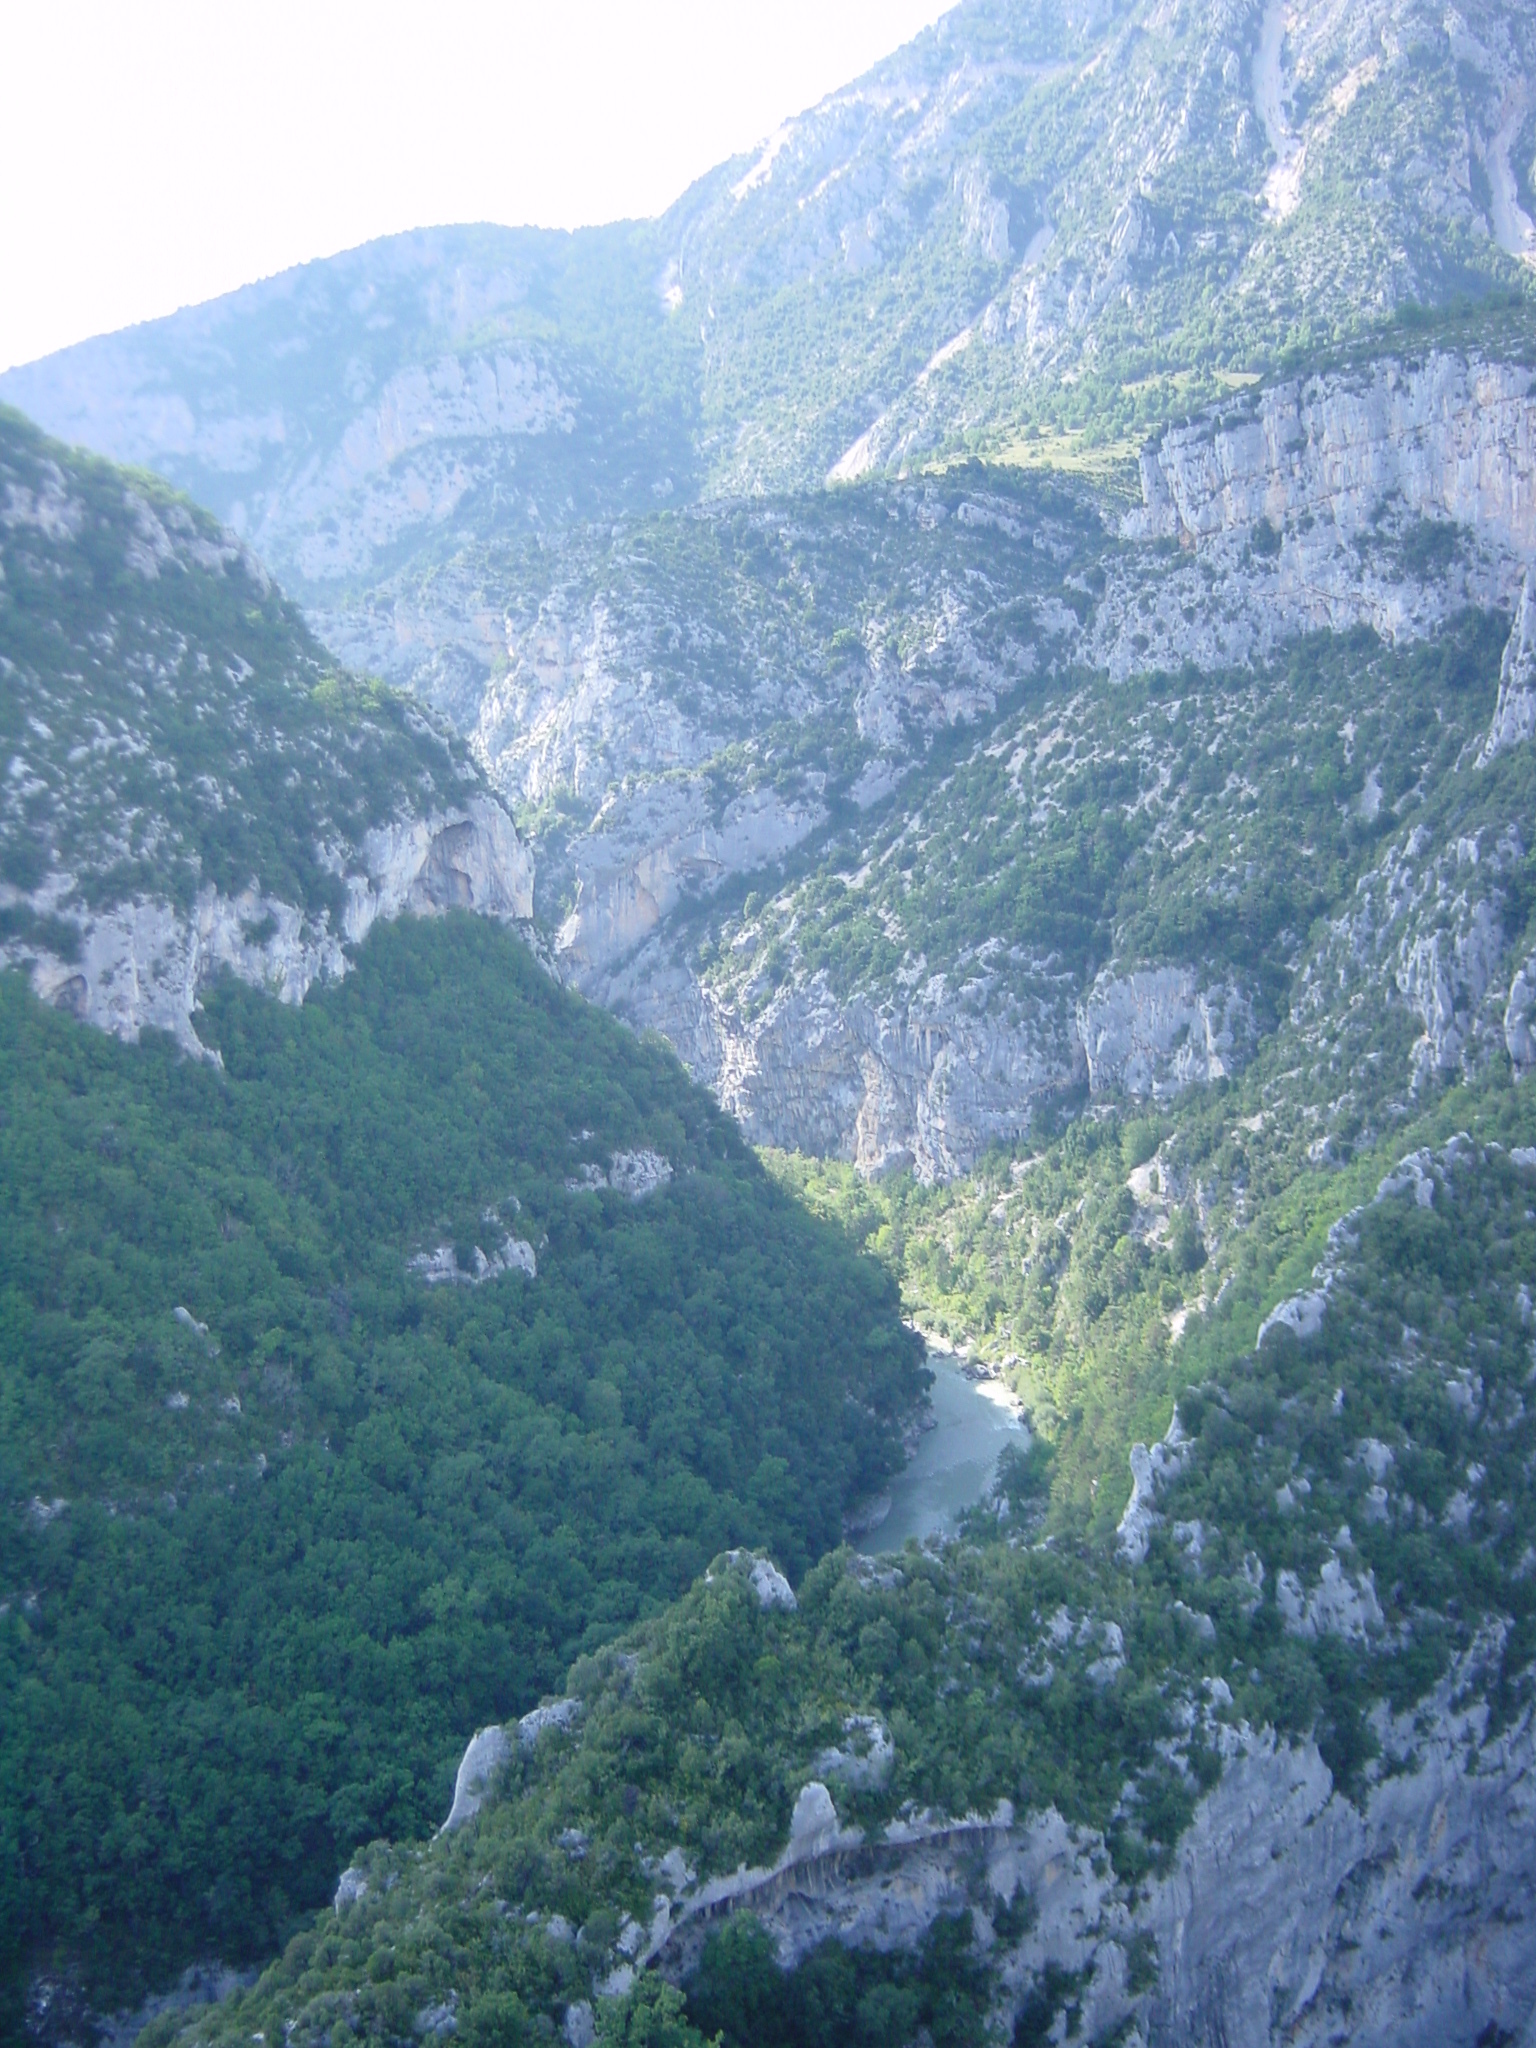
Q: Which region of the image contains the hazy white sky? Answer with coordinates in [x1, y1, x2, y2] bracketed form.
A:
[1, 1, 954, 373]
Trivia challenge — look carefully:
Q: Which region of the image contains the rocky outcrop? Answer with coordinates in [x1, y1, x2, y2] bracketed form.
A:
[270, 352, 573, 585]
[704, 1551, 798, 1611]
[1506, 954, 1536, 1074]
[1255, 1287, 1329, 1348]
[351, 797, 534, 930]
[10, 799, 533, 1057]
[1127, 357, 1536, 560]
[813, 1716, 895, 1791]
[1275, 1555, 1385, 1641]
[1077, 968, 1254, 1099]
[408, 1236, 537, 1285]
[517, 1698, 584, 1750]
[1480, 572, 1536, 763]
[1114, 1409, 1192, 1565]
[438, 1726, 511, 1835]
[607, 955, 1083, 1183]
[643, 1637, 1536, 2048]
[1298, 814, 1526, 1090]
[557, 785, 822, 979]
[1098, 354, 1536, 678]
[605, 1152, 673, 1201]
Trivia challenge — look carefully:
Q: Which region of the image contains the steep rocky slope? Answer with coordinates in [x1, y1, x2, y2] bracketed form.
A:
[160, 1111, 1536, 2045]
[0, 229, 694, 596]
[7, 0, 1535, 540]
[0, 409, 532, 1053]
[300, 346, 1536, 1176]
[6, 5, 1536, 2041]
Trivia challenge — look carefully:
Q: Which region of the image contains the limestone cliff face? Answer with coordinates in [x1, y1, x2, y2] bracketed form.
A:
[1296, 798, 1527, 1092]
[258, 352, 575, 586]
[604, 952, 1084, 1183]
[1076, 969, 1255, 1099]
[0, 225, 687, 594]
[644, 1638, 1536, 2048]
[600, 955, 1257, 1181]
[1480, 571, 1536, 763]
[1128, 356, 1536, 558]
[15, 798, 534, 1057]
[557, 785, 824, 979]
[1098, 353, 1536, 678]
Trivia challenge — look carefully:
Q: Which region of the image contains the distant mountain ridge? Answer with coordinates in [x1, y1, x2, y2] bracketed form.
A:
[7, 8, 1536, 2044]
[5, 0, 1533, 596]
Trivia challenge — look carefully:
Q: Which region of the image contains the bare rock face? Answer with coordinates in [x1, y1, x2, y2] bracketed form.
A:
[1114, 1411, 1193, 1565]
[608, 955, 1083, 1183]
[704, 1551, 798, 1611]
[264, 352, 574, 585]
[1099, 354, 1536, 678]
[557, 784, 822, 980]
[17, 799, 533, 1058]
[647, 1637, 1536, 2048]
[1479, 572, 1536, 764]
[517, 1698, 583, 1750]
[1127, 356, 1536, 560]
[1298, 815, 1526, 1089]
[438, 1725, 511, 1835]
[1077, 969, 1254, 1099]
[1139, 1645, 1536, 2048]
[813, 1715, 895, 1792]
[352, 796, 535, 933]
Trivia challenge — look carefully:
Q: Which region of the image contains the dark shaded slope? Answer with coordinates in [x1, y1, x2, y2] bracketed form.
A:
[0, 914, 924, 2026]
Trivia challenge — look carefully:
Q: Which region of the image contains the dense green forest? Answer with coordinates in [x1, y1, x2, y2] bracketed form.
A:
[0, 915, 924, 2028]
[164, 1085, 1536, 2048]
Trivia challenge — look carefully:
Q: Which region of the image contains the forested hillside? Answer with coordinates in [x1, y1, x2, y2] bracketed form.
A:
[5, 0, 1536, 2040]
[0, 914, 923, 2034]
[154, 1083, 1536, 2048]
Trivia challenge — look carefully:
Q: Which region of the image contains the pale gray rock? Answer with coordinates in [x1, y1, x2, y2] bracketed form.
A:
[749, 1557, 797, 1611]
[1103, 354, 1536, 680]
[409, 1237, 536, 1286]
[705, 1550, 798, 1610]
[645, 1637, 1536, 2048]
[438, 1725, 511, 1834]
[1127, 356, 1536, 561]
[1116, 1409, 1192, 1564]
[813, 1716, 895, 1791]
[1478, 573, 1536, 764]
[1276, 1555, 1385, 1640]
[333, 1867, 368, 1911]
[1255, 1288, 1329, 1349]
[1376, 1150, 1437, 1207]
[89, 1962, 257, 2048]
[605, 1151, 673, 1201]
[517, 1697, 583, 1750]
[11, 798, 533, 1060]
[562, 2002, 595, 2048]
[1507, 960, 1536, 1075]
[1298, 812, 1528, 1091]
[609, 953, 1082, 1184]
[1076, 969, 1253, 1099]
[787, 1782, 842, 1856]
[557, 783, 823, 980]
[656, 1848, 696, 1894]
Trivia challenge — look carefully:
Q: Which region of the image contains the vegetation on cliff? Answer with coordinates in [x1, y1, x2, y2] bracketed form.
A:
[0, 916, 924, 2025]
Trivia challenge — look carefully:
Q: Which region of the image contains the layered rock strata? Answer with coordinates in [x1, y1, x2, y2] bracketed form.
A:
[1099, 353, 1536, 678]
